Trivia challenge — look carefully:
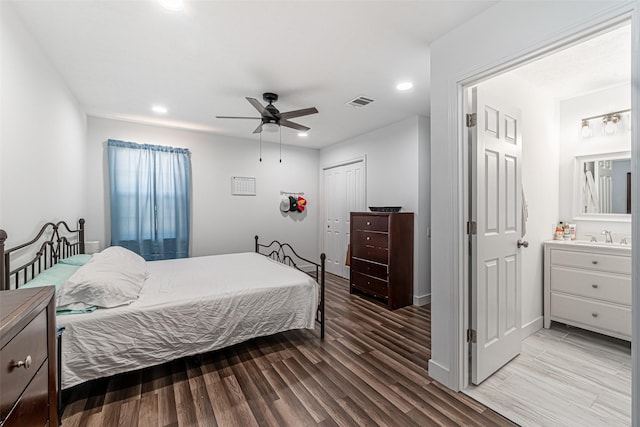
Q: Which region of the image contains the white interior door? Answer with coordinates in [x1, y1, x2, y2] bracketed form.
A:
[470, 87, 523, 385]
[324, 166, 344, 276]
[323, 160, 365, 278]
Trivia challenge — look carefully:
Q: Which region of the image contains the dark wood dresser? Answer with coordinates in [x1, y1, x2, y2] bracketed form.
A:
[1, 286, 58, 427]
[349, 212, 414, 309]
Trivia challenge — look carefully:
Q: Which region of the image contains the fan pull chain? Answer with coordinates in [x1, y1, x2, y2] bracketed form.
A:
[259, 131, 262, 162]
[279, 127, 282, 163]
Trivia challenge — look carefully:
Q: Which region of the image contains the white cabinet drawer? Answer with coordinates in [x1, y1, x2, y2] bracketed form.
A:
[550, 266, 631, 305]
[550, 293, 631, 338]
[550, 249, 630, 274]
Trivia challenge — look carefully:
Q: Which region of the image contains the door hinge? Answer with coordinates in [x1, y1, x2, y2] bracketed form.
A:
[466, 113, 477, 128]
[467, 328, 477, 343]
[467, 221, 477, 235]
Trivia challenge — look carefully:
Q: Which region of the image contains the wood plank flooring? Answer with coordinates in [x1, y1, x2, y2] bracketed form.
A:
[60, 274, 515, 426]
[465, 323, 632, 427]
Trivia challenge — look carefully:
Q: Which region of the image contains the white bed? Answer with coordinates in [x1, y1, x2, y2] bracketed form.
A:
[57, 252, 318, 389]
[0, 221, 325, 392]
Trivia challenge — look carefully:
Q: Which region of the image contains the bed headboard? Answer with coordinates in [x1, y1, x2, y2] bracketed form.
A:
[0, 219, 85, 291]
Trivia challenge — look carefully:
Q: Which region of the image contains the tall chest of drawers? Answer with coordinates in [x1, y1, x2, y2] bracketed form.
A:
[543, 241, 631, 340]
[349, 212, 414, 309]
[1, 286, 58, 427]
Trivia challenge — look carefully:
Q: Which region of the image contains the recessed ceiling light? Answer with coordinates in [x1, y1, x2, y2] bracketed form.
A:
[298, 132, 308, 137]
[159, 0, 184, 12]
[396, 82, 413, 91]
[152, 105, 168, 114]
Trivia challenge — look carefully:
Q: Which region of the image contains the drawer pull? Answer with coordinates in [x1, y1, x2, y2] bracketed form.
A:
[592, 313, 598, 318]
[366, 221, 371, 226]
[592, 284, 598, 289]
[13, 355, 32, 370]
[366, 236, 371, 241]
[592, 261, 598, 265]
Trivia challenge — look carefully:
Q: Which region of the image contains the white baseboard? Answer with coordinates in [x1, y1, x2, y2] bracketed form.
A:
[521, 316, 544, 340]
[428, 359, 452, 388]
[414, 293, 431, 306]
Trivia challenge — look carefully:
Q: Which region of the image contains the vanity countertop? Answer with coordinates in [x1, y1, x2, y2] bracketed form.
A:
[544, 239, 631, 253]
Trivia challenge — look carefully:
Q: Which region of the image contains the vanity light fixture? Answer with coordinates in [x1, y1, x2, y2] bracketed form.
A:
[602, 114, 620, 135]
[580, 108, 630, 138]
[581, 119, 592, 138]
[298, 132, 308, 137]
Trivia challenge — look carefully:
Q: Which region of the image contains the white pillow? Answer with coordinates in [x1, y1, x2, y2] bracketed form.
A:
[57, 246, 149, 309]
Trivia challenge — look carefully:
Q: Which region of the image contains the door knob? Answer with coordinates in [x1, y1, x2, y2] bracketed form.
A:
[517, 240, 529, 248]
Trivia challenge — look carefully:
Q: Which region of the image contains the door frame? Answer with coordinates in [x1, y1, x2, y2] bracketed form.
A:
[454, 10, 639, 398]
[319, 156, 367, 276]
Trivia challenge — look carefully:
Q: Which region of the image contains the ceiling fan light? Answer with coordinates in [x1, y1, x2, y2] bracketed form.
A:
[263, 122, 279, 133]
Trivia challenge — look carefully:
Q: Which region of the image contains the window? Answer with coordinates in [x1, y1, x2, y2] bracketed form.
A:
[108, 139, 191, 261]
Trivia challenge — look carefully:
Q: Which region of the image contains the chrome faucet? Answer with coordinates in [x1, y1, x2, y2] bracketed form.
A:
[601, 230, 613, 244]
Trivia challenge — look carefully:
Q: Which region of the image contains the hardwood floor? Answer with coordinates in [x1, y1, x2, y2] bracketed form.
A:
[464, 323, 632, 427]
[61, 274, 515, 426]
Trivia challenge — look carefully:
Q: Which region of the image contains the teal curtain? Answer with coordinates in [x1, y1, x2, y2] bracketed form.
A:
[108, 139, 191, 261]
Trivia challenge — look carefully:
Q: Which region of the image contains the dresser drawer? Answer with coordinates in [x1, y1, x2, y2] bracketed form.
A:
[0, 310, 48, 420]
[2, 362, 49, 427]
[352, 215, 389, 232]
[351, 271, 388, 299]
[550, 249, 630, 274]
[350, 258, 387, 280]
[550, 266, 631, 305]
[352, 230, 388, 249]
[352, 244, 389, 265]
[550, 293, 631, 338]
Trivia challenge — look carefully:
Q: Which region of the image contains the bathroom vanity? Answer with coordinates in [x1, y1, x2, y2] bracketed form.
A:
[544, 240, 632, 340]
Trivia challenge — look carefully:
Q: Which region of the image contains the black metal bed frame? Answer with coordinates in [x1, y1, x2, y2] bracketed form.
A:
[0, 219, 85, 291]
[255, 235, 326, 339]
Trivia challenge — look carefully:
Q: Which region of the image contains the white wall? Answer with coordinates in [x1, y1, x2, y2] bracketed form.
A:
[429, 0, 639, 400]
[477, 72, 559, 339]
[319, 116, 431, 304]
[86, 117, 319, 262]
[0, 2, 87, 248]
[559, 84, 632, 241]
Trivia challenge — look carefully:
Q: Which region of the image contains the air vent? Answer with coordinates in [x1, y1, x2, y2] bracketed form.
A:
[346, 96, 375, 108]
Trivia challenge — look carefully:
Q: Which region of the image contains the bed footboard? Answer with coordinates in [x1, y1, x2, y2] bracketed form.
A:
[1, 219, 85, 291]
[255, 235, 326, 339]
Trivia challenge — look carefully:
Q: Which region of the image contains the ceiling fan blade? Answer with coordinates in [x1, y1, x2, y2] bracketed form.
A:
[246, 97, 274, 118]
[253, 123, 264, 134]
[280, 119, 310, 132]
[278, 107, 318, 120]
[216, 116, 261, 119]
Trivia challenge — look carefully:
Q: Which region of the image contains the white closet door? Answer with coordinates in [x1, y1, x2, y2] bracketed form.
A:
[323, 160, 366, 278]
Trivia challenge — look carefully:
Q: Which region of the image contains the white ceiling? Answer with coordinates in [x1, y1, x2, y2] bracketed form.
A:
[507, 24, 631, 100]
[10, 0, 498, 149]
[10, 2, 630, 150]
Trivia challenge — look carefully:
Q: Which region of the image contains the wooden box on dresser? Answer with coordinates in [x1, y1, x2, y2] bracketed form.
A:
[349, 212, 414, 309]
[1, 286, 58, 427]
[543, 241, 632, 340]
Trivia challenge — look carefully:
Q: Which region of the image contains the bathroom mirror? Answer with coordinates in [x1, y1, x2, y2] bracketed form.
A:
[574, 151, 631, 221]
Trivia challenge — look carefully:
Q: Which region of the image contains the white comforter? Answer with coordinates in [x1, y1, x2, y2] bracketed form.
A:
[58, 252, 318, 389]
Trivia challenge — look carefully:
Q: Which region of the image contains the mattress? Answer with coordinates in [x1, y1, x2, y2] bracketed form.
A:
[58, 252, 318, 389]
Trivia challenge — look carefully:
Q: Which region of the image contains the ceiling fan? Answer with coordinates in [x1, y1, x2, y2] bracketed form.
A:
[216, 92, 318, 134]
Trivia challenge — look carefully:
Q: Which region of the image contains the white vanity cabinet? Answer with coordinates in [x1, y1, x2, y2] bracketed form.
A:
[544, 241, 632, 340]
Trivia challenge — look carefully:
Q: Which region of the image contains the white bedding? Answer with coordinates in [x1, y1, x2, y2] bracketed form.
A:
[58, 252, 318, 389]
